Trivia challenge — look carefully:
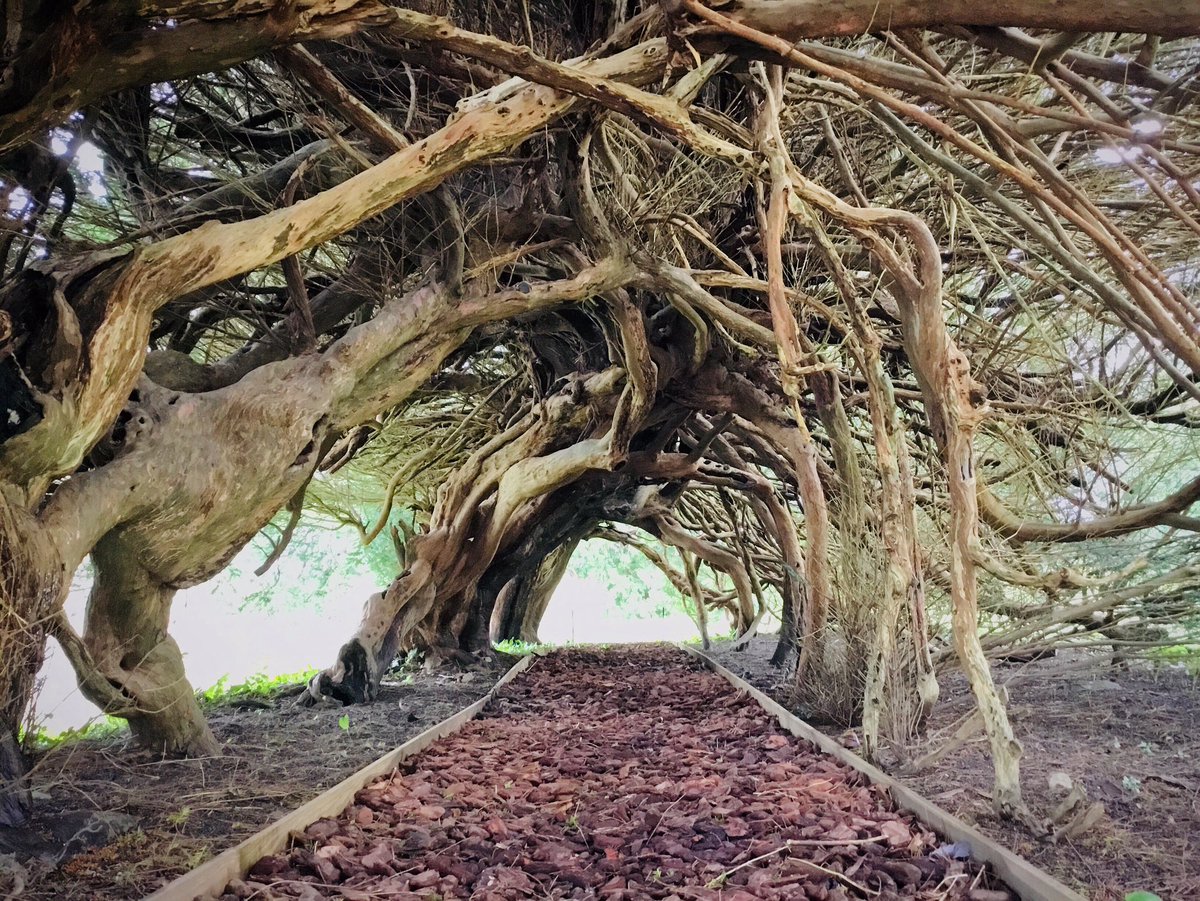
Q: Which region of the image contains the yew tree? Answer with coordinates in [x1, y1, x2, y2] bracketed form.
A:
[2, 0, 1199, 828]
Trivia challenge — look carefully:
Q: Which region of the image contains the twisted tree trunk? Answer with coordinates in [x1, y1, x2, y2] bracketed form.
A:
[83, 540, 219, 756]
[489, 538, 580, 644]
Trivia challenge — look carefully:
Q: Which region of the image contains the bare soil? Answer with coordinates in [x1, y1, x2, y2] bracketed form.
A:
[6, 641, 1191, 900]
[709, 638, 1200, 901]
[3, 652, 519, 900]
[221, 646, 1006, 900]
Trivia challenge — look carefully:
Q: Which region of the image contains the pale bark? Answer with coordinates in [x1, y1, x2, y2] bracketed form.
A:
[687, 0, 1025, 816]
[83, 540, 219, 756]
[801, 191, 1021, 809]
[675, 366, 828, 661]
[681, 552, 712, 650]
[34, 298, 459, 740]
[811, 372, 866, 530]
[33, 256, 629, 739]
[489, 538, 580, 644]
[702, 428, 808, 665]
[655, 515, 756, 632]
[857, 339, 938, 757]
[978, 474, 1200, 543]
[311, 368, 638, 702]
[8, 0, 1192, 156]
[806, 214, 938, 754]
[517, 548, 572, 643]
[0, 40, 665, 499]
[5, 0, 1192, 808]
[755, 74, 835, 683]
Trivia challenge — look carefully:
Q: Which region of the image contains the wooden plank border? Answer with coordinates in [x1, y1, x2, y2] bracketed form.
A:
[146, 653, 536, 901]
[679, 644, 1086, 901]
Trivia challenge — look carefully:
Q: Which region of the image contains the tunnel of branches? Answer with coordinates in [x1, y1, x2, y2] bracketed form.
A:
[2, 0, 1199, 833]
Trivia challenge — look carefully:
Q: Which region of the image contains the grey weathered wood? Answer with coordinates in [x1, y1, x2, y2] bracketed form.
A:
[144, 654, 535, 901]
[680, 644, 1087, 901]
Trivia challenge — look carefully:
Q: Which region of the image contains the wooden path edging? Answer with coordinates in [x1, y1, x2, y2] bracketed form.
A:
[144, 653, 536, 901]
[680, 644, 1086, 901]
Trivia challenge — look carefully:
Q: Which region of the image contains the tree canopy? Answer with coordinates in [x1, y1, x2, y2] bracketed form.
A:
[2, 0, 1198, 828]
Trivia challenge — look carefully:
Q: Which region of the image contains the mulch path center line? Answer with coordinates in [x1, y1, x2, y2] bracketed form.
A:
[228, 647, 1008, 901]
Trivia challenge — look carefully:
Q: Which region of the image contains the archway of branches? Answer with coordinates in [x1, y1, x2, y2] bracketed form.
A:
[2, 0, 1200, 830]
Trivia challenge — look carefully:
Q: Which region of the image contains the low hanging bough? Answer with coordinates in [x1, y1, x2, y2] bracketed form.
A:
[2, 0, 1199, 830]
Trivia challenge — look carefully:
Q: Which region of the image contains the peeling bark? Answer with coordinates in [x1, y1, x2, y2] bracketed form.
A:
[655, 515, 756, 633]
[788, 173, 1023, 812]
[83, 540, 219, 756]
[311, 368, 635, 702]
[3, 0, 1195, 826]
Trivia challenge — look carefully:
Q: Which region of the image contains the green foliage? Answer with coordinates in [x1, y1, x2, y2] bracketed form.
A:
[493, 638, 550, 655]
[231, 521, 356, 612]
[1148, 644, 1200, 674]
[567, 539, 688, 619]
[22, 715, 126, 750]
[338, 713, 351, 733]
[228, 508, 411, 614]
[1125, 892, 1163, 901]
[196, 668, 317, 706]
[166, 806, 193, 829]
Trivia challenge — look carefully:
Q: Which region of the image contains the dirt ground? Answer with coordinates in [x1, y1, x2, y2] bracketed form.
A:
[4, 640, 1196, 900]
[709, 638, 1200, 901]
[2, 652, 520, 900]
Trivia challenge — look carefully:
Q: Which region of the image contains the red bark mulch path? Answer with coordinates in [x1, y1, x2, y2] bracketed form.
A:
[223, 647, 1014, 900]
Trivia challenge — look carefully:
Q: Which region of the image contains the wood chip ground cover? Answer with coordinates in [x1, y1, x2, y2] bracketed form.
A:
[12, 656, 518, 900]
[710, 637, 1200, 900]
[225, 647, 1008, 900]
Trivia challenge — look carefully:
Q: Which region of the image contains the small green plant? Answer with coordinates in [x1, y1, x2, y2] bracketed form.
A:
[493, 638, 550, 655]
[166, 806, 192, 829]
[1147, 644, 1200, 675]
[198, 674, 230, 704]
[400, 649, 424, 670]
[1122, 775, 1143, 795]
[338, 713, 351, 733]
[1125, 892, 1163, 901]
[22, 715, 127, 750]
[197, 668, 319, 706]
